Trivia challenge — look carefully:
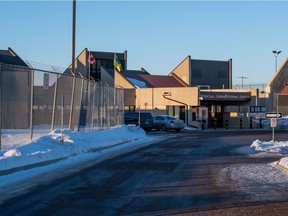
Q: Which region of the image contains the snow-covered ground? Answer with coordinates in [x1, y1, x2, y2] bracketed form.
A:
[0, 125, 287, 204]
[251, 139, 288, 171]
[0, 125, 162, 204]
[0, 125, 155, 172]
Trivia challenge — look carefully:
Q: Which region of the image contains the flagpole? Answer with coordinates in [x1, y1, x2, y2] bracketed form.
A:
[88, 49, 91, 128]
[88, 48, 91, 100]
[88, 49, 91, 81]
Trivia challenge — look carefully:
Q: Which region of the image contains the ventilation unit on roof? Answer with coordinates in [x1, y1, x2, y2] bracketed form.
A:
[163, 92, 171, 96]
[198, 85, 210, 90]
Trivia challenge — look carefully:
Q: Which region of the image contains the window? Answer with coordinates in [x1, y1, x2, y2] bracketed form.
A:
[225, 106, 239, 112]
[192, 69, 203, 79]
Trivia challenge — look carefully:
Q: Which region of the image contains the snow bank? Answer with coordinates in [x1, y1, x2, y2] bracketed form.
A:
[251, 139, 288, 172]
[251, 139, 288, 154]
[0, 125, 147, 172]
[278, 157, 288, 169]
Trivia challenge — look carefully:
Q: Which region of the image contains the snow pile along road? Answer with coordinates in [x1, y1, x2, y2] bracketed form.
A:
[0, 125, 148, 173]
[251, 139, 288, 154]
[251, 139, 288, 172]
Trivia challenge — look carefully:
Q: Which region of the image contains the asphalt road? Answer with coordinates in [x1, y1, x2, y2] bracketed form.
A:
[1, 130, 288, 215]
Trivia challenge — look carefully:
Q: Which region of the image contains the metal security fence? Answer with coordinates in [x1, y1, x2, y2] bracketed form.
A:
[0, 63, 124, 150]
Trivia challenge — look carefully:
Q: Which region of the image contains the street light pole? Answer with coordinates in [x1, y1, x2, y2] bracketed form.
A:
[272, 50, 281, 73]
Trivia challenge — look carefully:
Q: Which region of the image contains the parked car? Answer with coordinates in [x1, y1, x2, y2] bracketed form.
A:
[153, 115, 185, 132]
[124, 112, 154, 131]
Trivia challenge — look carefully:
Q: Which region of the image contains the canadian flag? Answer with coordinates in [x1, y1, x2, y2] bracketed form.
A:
[88, 52, 96, 64]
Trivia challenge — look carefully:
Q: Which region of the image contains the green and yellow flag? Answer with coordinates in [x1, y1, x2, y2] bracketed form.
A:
[114, 54, 123, 72]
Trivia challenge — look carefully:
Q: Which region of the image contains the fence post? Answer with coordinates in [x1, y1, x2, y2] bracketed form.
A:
[29, 68, 34, 140]
[0, 63, 2, 150]
[107, 86, 111, 128]
[101, 85, 103, 129]
[91, 82, 96, 131]
[69, 75, 76, 131]
[51, 74, 59, 132]
[61, 95, 64, 142]
[78, 77, 84, 132]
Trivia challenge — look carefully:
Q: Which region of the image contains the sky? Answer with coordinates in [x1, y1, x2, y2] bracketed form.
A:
[1, 1, 288, 86]
[0, 124, 288, 205]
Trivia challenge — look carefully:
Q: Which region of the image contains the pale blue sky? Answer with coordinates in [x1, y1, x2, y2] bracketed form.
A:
[1, 1, 287, 86]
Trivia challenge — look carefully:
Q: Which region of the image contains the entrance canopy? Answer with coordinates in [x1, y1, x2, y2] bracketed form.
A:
[201, 90, 251, 101]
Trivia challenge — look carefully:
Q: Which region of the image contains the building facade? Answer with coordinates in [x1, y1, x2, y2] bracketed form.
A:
[64, 48, 127, 82]
[169, 56, 232, 89]
[266, 58, 288, 115]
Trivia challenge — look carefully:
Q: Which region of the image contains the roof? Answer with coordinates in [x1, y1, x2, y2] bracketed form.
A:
[280, 85, 288, 93]
[0, 48, 28, 67]
[266, 58, 288, 93]
[120, 70, 188, 88]
[90, 50, 125, 60]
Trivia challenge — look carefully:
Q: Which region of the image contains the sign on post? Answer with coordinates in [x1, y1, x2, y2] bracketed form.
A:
[265, 112, 282, 119]
[270, 118, 277, 127]
[265, 113, 282, 142]
[43, 73, 49, 90]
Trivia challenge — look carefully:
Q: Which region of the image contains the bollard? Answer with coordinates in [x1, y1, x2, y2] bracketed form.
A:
[240, 118, 243, 129]
[201, 119, 205, 130]
[259, 118, 262, 128]
[250, 117, 253, 129]
[214, 118, 217, 130]
[225, 119, 229, 129]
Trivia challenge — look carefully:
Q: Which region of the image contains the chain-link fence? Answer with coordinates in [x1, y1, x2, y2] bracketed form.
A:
[0, 63, 124, 150]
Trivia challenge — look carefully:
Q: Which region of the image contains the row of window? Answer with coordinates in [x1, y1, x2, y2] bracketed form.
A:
[89, 58, 125, 81]
[192, 69, 228, 79]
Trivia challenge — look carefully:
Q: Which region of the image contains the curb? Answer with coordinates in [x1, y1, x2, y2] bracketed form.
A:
[275, 163, 288, 174]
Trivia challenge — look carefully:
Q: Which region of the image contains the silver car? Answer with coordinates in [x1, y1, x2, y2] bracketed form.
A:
[153, 115, 185, 132]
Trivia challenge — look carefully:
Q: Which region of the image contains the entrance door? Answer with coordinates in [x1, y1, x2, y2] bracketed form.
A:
[167, 106, 186, 122]
[209, 104, 224, 128]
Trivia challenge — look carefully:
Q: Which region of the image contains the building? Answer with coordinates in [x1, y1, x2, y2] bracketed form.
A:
[266, 58, 288, 115]
[101, 66, 199, 125]
[169, 56, 232, 89]
[63, 48, 127, 82]
[100, 53, 266, 129]
[62, 49, 271, 129]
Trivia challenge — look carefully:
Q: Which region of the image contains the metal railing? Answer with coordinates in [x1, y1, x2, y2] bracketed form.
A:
[0, 63, 124, 150]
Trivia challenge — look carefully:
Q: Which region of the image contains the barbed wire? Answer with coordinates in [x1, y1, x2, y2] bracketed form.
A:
[233, 83, 267, 90]
[26, 61, 66, 74]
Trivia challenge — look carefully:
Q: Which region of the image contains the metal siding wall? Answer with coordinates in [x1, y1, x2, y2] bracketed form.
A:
[191, 60, 229, 89]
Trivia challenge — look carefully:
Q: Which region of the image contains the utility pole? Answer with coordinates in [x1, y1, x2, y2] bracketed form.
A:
[69, 0, 76, 131]
[237, 76, 249, 88]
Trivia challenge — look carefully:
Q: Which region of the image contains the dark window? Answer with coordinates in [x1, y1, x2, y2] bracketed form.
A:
[192, 69, 203, 79]
[218, 70, 227, 79]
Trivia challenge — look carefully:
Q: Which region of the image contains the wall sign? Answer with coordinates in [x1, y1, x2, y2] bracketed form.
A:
[43, 73, 49, 90]
[200, 91, 251, 101]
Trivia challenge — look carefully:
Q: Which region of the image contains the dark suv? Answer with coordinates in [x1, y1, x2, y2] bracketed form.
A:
[124, 112, 154, 131]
